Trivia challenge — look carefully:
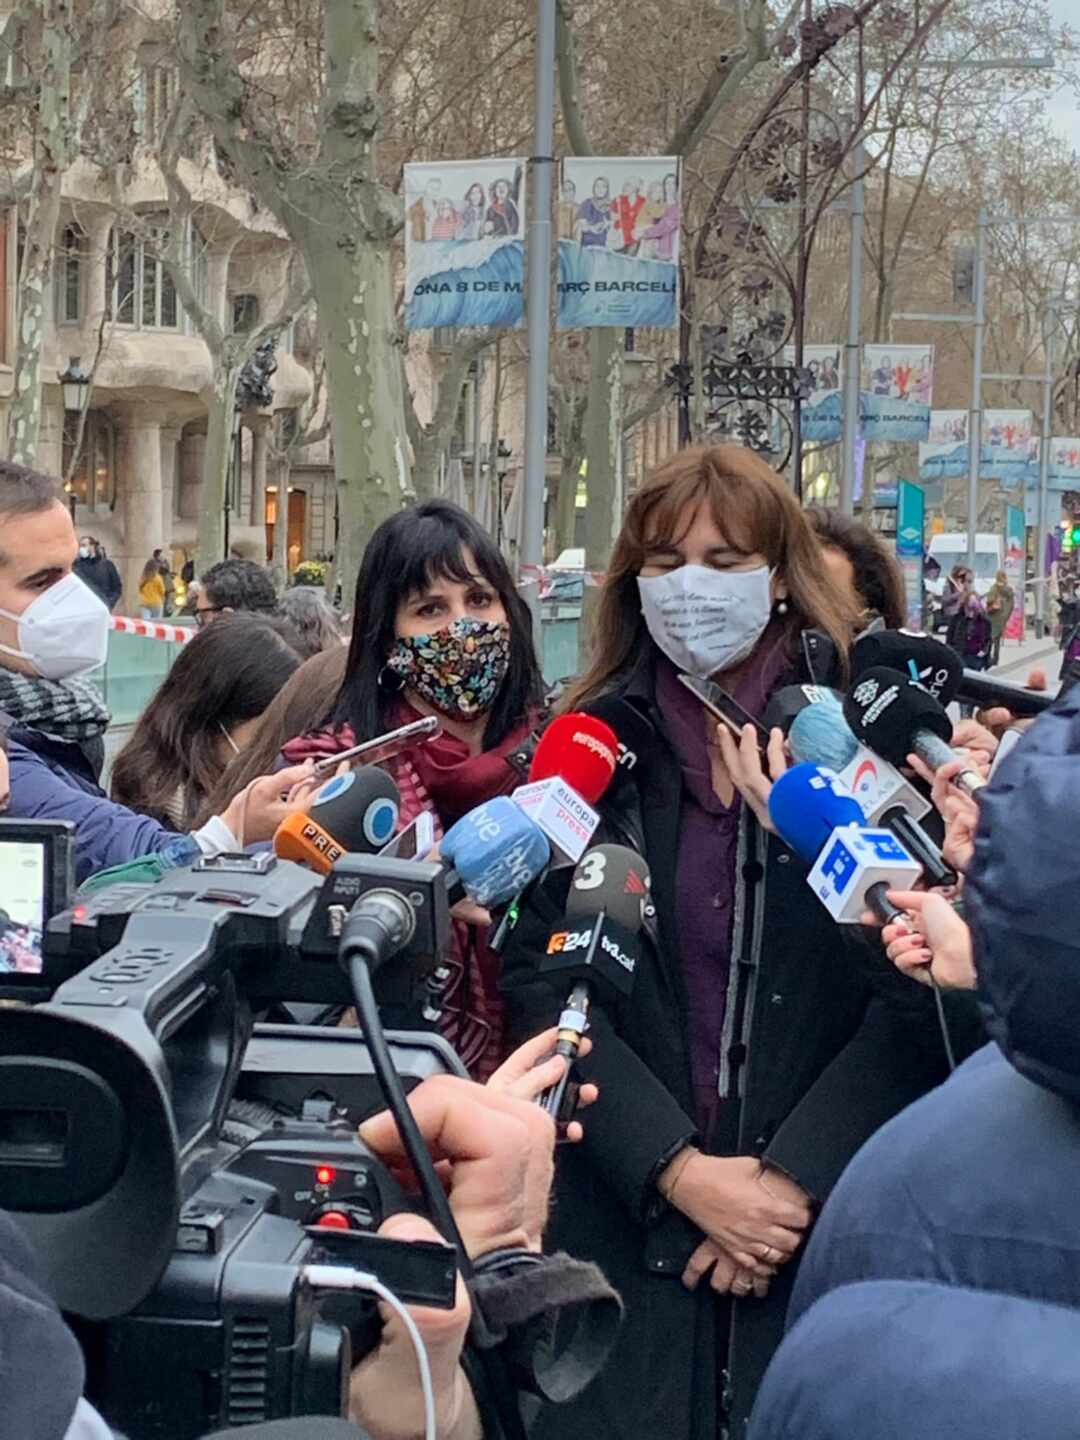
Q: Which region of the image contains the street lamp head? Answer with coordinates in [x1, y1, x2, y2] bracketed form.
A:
[58, 356, 90, 414]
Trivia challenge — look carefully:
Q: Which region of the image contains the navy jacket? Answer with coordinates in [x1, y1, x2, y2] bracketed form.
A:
[5, 724, 196, 886]
[788, 682, 1080, 1327]
[0, 1210, 84, 1440]
[751, 1281, 1080, 1440]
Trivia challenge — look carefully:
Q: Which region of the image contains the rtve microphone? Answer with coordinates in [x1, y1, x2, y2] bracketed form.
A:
[768, 763, 921, 924]
[512, 712, 619, 863]
[440, 795, 551, 908]
[852, 629, 963, 706]
[537, 843, 650, 1117]
[273, 767, 403, 874]
[843, 667, 987, 797]
[788, 694, 955, 890]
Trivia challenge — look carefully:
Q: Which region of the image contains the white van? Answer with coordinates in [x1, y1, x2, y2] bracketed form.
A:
[925, 533, 1004, 597]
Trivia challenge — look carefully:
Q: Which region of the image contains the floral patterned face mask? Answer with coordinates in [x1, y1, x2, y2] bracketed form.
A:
[388, 616, 511, 718]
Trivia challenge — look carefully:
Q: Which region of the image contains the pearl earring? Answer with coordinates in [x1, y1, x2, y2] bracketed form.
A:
[776, 597, 789, 616]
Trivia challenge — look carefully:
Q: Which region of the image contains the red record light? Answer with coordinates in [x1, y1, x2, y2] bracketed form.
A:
[315, 1165, 335, 1186]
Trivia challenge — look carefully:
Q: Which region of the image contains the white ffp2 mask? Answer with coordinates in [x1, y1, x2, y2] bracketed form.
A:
[0, 572, 110, 679]
[637, 563, 774, 677]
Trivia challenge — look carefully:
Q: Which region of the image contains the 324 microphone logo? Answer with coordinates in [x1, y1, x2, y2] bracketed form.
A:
[547, 928, 595, 954]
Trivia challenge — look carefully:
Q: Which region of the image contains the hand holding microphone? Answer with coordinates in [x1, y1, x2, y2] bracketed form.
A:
[878, 890, 975, 992]
[843, 667, 987, 797]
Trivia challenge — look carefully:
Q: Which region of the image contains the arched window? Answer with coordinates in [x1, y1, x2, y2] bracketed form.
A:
[105, 221, 179, 330]
[231, 292, 260, 333]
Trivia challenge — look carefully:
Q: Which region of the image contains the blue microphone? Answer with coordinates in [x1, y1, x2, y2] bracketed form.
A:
[787, 695, 859, 772]
[768, 764, 921, 923]
[440, 795, 551, 908]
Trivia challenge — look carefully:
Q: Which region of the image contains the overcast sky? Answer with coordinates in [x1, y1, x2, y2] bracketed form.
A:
[1042, 0, 1079, 153]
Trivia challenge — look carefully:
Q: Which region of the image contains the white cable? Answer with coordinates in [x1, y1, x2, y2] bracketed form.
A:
[302, 1264, 438, 1440]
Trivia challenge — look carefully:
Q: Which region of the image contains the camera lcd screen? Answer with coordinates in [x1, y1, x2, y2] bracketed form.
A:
[0, 837, 46, 975]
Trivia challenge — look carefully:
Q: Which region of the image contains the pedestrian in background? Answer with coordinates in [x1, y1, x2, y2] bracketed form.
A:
[110, 612, 304, 828]
[278, 584, 344, 658]
[945, 566, 991, 715]
[154, 547, 176, 616]
[137, 555, 165, 619]
[985, 569, 1014, 666]
[73, 535, 122, 612]
[195, 556, 277, 626]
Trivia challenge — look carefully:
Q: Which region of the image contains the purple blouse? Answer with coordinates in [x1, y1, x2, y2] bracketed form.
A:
[653, 630, 792, 1137]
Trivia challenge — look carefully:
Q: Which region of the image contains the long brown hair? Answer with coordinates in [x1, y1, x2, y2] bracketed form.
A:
[195, 644, 348, 825]
[111, 613, 304, 827]
[563, 444, 857, 710]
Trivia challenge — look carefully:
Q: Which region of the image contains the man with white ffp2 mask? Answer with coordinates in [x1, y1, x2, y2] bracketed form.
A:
[0, 461, 316, 885]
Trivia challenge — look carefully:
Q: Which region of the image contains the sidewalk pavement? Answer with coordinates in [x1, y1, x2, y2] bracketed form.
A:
[989, 630, 1061, 684]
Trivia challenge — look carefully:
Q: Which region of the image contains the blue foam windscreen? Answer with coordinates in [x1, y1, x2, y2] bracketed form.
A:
[788, 695, 859, 772]
[768, 763, 866, 864]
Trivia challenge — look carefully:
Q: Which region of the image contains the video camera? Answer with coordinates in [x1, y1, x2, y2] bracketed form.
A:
[0, 821, 461, 1439]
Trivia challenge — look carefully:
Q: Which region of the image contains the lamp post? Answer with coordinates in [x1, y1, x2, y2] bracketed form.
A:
[58, 356, 91, 521]
[223, 405, 243, 560]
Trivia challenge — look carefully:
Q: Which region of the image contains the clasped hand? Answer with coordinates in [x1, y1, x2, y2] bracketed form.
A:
[660, 1150, 812, 1300]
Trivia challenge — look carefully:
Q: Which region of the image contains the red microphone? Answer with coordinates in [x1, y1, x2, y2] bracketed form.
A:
[512, 712, 619, 863]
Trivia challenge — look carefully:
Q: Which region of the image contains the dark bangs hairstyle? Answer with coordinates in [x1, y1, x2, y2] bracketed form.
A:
[332, 499, 544, 748]
[111, 612, 304, 827]
[562, 443, 858, 711]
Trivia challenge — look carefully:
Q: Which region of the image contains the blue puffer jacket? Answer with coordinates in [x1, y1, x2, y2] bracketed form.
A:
[5, 723, 198, 885]
[751, 1280, 1080, 1440]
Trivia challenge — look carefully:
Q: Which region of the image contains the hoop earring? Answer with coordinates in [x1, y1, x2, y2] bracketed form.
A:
[378, 664, 406, 694]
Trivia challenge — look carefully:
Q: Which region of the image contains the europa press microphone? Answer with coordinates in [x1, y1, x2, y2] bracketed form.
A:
[843, 667, 987, 797]
[535, 843, 650, 1117]
[273, 766, 402, 873]
[768, 763, 921, 924]
[786, 690, 956, 889]
[512, 713, 619, 863]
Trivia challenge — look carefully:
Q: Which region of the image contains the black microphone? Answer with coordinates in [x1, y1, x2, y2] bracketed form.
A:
[536, 844, 650, 1117]
[955, 669, 1055, 718]
[578, 694, 657, 780]
[852, 630, 963, 706]
[843, 667, 986, 797]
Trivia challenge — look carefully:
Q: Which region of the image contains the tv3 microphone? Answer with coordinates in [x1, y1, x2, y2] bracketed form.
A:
[788, 694, 954, 889]
[768, 763, 921, 924]
[273, 767, 402, 874]
[844, 666, 987, 797]
[512, 712, 619, 863]
[537, 843, 650, 1117]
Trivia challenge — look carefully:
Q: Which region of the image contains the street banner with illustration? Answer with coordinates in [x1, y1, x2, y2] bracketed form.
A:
[1004, 504, 1025, 641]
[919, 410, 969, 481]
[859, 344, 934, 441]
[896, 480, 925, 631]
[404, 159, 525, 330]
[980, 410, 1034, 489]
[1046, 437, 1080, 490]
[783, 345, 842, 443]
[557, 156, 680, 329]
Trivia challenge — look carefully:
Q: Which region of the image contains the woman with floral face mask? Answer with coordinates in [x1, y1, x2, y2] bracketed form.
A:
[499, 445, 971, 1440]
[282, 499, 545, 1079]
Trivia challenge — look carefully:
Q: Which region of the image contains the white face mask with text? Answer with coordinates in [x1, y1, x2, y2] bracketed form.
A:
[637, 562, 774, 677]
[0, 573, 110, 680]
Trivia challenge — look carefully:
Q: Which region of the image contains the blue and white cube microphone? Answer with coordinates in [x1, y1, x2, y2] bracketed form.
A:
[768, 763, 921, 924]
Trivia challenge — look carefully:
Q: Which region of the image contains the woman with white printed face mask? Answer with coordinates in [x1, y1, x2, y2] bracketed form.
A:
[499, 445, 976, 1440]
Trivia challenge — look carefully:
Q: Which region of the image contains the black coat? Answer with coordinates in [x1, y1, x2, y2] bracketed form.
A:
[499, 640, 981, 1440]
[73, 552, 122, 611]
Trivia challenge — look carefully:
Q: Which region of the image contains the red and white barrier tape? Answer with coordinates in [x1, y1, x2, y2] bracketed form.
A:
[519, 564, 607, 596]
[109, 615, 193, 645]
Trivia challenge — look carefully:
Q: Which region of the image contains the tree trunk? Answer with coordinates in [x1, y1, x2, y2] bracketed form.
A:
[196, 365, 237, 571]
[303, 228, 409, 602]
[582, 327, 624, 569]
[554, 437, 583, 555]
[9, 5, 68, 466]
